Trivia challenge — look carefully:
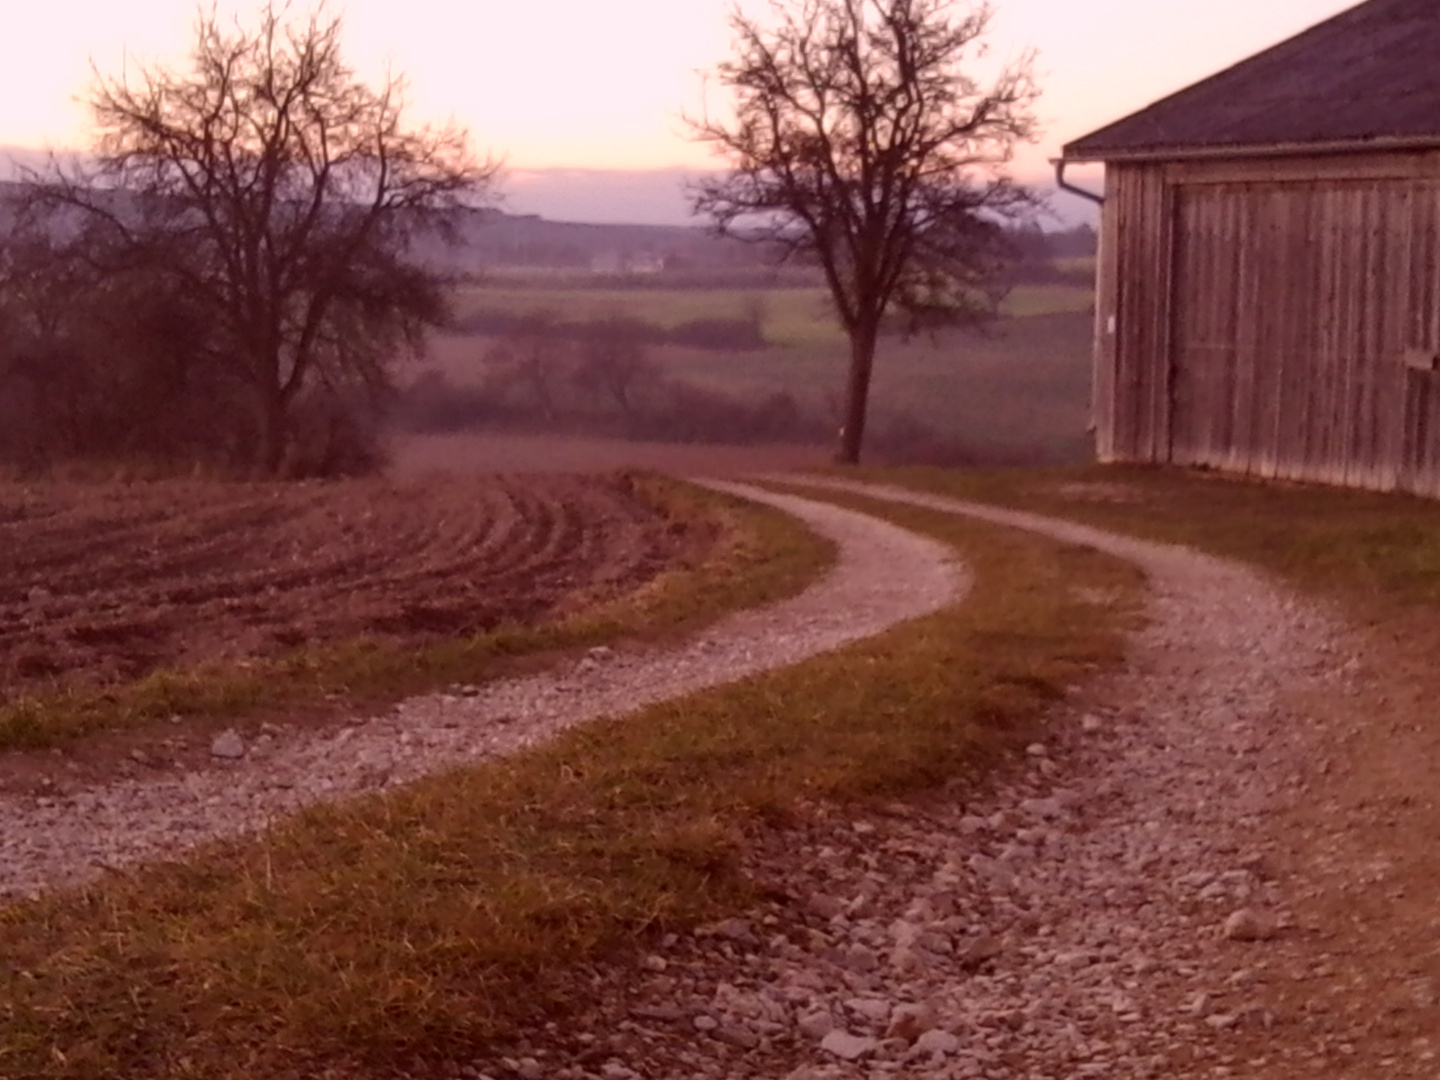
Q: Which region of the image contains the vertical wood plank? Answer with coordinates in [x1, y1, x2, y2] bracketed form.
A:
[1092, 166, 1121, 462]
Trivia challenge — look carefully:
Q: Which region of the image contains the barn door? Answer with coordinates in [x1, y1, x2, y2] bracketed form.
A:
[1168, 178, 1431, 487]
[1168, 183, 1327, 477]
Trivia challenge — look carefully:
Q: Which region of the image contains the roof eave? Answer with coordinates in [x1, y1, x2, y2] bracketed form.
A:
[1061, 133, 1440, 164]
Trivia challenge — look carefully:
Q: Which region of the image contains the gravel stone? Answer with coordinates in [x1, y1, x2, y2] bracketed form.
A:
[208, 730, 245, 760]
[819, 1030, 878, 1061]
[797, 1009, 837, 1039]
[715, 1024, 761, 1049]
[913, 1029, 962, 1055]
[1222, 908, 1275, 942]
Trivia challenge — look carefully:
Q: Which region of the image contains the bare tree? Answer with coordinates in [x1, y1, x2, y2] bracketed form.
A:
[574, 317, 658, 423]
[690, 0, 1038, 463]
[21, 3, 496, 474]
[482, 311, 571, 421]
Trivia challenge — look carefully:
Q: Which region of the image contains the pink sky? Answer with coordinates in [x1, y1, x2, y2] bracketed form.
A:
[1, 1, 1359, 218]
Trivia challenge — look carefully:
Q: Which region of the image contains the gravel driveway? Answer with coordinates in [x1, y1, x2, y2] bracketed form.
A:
[446, 477, 1410, 1080]
[6, 476, 1424, 1079]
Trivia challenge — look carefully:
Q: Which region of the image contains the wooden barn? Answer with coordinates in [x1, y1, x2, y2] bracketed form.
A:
[1059, 0, 1440, 495]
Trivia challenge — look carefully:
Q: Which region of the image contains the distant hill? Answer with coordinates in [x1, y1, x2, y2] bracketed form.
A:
[3, 144, 1099, 229]
[1, 168, 1096, 278]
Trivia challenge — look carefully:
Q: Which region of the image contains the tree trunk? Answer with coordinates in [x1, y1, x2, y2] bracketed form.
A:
[256, 392, 288, 476]
[836, 323, 878, 465]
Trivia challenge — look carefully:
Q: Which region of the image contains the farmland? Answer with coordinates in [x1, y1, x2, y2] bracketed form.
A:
[0, 474, 691, 703]
[0, 471, 835, 773]
[414, 273, 1097, 464]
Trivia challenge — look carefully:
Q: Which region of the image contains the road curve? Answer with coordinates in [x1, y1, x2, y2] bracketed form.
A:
[0, 482, 967, 899]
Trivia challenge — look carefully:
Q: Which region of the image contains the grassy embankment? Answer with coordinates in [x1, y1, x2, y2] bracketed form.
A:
[433, 278, 1096, 463]
[864, 464, 1440, 613]
[0, 475, 832, 751]
[0, 485, 1141, 1080]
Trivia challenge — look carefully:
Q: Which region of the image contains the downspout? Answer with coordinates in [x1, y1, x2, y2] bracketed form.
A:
[1053, 158, 1104, 205]
[1051, 158, 1108, 457]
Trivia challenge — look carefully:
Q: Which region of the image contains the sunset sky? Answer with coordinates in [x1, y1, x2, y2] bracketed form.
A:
[0, 0, 1358, 221]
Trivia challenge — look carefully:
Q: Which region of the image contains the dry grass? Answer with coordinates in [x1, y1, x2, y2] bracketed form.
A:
[863, 464, 1440, 610]
[0, 489, 1142, 1080]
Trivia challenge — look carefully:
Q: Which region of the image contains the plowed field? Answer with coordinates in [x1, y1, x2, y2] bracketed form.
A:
[0, 474, 689, 699]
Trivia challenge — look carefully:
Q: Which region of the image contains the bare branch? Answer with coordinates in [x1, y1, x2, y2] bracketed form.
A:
[687, 0, 1040, 463]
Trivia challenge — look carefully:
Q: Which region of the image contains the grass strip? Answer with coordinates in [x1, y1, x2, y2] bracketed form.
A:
[0, 491, 1142, 1080]
[0, 474, 834, 751]
[858, 464, 1440, 611]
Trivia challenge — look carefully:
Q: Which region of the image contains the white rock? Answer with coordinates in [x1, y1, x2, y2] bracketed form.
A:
[914, 1029, 962, 1055]
[797, 1009, 836, 1039]
[819, 1029, 878, 1061]
[209, 730, 245, 759]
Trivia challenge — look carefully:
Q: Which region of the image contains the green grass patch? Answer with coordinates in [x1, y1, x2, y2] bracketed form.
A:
[432, 277, 1097, 464]
[0, 475, 834, 752]
[453, 283, 776, 331]
[0, 492, 1142, 1080]
[655, 311, 1094, 463]
[452, 283, 1093, 349]
[1052, 256, 1097, 277]
[1000, 284, 1094, 318]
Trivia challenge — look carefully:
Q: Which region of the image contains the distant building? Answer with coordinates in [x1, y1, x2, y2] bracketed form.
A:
[589, 250, 665, 275]
[1060, 0, 1440, 495]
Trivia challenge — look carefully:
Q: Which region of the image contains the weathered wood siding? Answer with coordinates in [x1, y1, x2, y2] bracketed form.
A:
[1096, 152, 1440, 496]
[1096, 164, 1173, 462]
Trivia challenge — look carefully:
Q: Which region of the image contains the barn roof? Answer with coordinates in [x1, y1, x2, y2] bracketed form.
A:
[1063, 0, 1440, 162]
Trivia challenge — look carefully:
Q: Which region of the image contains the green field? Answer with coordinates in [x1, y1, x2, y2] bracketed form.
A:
[436, 277, 1097, 463]
[453, 281, 1093, 343]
